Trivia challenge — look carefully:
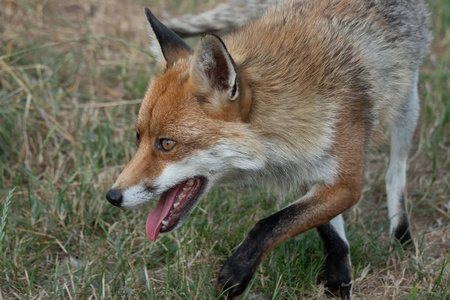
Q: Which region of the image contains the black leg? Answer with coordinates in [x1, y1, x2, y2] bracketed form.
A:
[317, 218, 352, 299]
[393, 192, 413, 247]
[216, 181, 362, 298]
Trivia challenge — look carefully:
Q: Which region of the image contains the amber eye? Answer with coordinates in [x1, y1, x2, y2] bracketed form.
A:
[158, 138, 176, 152]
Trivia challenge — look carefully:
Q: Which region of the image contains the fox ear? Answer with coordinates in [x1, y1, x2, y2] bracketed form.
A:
[144, 8, 192, 69]
[191, 34, 240, 101]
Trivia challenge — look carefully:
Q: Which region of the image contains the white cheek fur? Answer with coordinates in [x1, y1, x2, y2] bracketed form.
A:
[119, 141, 266, 209]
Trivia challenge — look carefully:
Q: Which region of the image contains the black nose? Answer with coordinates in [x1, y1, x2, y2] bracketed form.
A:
[106, 189, 123, 207]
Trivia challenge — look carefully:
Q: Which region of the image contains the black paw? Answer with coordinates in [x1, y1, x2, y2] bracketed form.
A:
[394, 228, 413, 249]
[325, 280, 352, 299]
[393, 218, 414, 250]
[216, 257, 256, 298]
[321, 254, 352, 299]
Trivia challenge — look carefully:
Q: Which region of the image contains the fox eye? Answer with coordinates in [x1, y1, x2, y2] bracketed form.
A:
[158, 138, 176, 152]
[136, 132, 140, 145]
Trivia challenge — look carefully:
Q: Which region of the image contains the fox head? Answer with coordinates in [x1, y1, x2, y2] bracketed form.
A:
[106, 8, 265, 241]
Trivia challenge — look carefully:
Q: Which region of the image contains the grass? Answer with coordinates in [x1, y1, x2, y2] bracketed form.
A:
[0, 0, 449, 299]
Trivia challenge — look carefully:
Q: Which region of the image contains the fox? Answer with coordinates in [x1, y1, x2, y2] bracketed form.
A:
[106, 0, 432, 298]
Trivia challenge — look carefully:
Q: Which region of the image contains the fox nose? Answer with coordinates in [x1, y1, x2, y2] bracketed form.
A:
[106, 189, 123, 207]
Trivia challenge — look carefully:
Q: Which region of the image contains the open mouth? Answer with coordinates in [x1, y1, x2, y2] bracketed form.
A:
[146, 177, 206, 241]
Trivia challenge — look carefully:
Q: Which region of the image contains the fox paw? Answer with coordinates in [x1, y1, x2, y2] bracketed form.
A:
[325, 281, 352, 299]
[216, 258, 255, 298]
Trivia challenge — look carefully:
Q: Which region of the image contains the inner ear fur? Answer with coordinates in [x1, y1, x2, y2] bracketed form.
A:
[191, 34, 240, 101]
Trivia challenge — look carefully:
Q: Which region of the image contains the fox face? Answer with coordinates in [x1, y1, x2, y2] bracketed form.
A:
[106, 9, 263, 241]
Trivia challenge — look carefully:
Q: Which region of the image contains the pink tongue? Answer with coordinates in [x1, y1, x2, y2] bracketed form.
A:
[146, 183, 184, 241]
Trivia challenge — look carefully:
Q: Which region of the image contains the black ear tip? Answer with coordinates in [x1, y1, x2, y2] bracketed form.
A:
[144, 7, 165, 30]
[144, 7, 154, 20]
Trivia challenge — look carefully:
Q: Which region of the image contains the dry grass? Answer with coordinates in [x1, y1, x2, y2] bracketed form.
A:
[0, 0, 449, 299]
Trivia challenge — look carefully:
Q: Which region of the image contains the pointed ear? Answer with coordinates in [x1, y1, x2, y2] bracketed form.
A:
[144, 8, 192, 69]
[191, 34, 240, 101]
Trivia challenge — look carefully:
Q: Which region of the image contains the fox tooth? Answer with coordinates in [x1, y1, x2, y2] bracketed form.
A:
[174, 202, 180, 208]
[162, 220, 168, 226]
[186, 178, 194, 186]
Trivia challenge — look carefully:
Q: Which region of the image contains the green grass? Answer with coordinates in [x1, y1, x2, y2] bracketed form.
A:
[1, 0, 449, 299]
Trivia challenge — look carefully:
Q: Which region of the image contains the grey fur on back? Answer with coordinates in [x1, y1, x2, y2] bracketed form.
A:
[373, 0, 432, 65]
[163, 0, 432, 64]
[162, 0, 276, 37]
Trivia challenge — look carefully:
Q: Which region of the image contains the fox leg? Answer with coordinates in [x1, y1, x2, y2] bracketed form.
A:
[216, 107, 367, 298]
[217, 179, 362, 298]
[386, 74, 420, 246]
[317, 214, 352, 298]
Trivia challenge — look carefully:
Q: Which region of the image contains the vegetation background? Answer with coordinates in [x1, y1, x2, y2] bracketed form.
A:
[0, 0, 449, 299]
